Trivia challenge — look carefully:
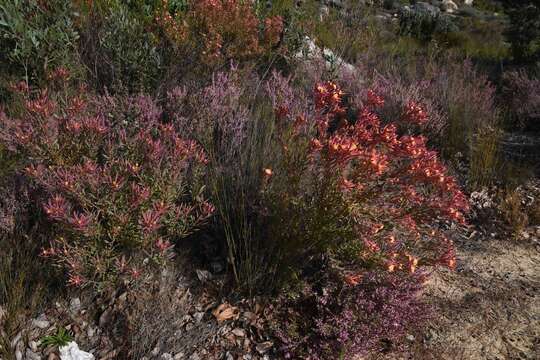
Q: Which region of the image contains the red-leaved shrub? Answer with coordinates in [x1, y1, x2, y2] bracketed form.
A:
[0, 82, 213, 290]
[262, 78, 468, 358]
[156, 0, 284, 66]
[267, 79, 468, 275]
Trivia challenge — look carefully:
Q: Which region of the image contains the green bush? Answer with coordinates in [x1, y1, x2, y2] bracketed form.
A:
[502, 0, 540, 64]
[77, 1, 162, 93]
[398, 4, 458, 42]
[0, 0, 81, 86]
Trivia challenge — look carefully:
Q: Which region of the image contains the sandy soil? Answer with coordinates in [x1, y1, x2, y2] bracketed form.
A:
[416, 227, 540, 360]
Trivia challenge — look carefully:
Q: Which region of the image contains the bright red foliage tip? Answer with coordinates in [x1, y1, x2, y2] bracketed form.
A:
[315, 81, 346, 115]
[402, 101, 429, 125]
[68, 212, 93, 233]
[366, 89, 385, 108]
[68, 273, 85, 287]
[44, 195, 69, 220]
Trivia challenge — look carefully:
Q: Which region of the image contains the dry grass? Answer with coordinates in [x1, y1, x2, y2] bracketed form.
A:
[0, 176, 57, 359]
[500, 189, 529, 238]
[0, 241, 50, 359]
[469, 126, 501, 187]
[528, 201, 540, 226]
[126, 266, 217, 358]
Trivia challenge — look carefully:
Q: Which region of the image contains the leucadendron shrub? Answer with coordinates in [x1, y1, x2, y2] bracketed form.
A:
[0, 75, 214, 291]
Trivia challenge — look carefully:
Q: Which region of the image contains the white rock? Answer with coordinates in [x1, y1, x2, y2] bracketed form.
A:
[11, 331, 22, 348]
[193, 312, 204, 323]
[464, 0, 473, 5]
[29, 340, 39, 352]
[86, 326, 95, 338]
[319, 5, 330, 21]
[59, 342, 95, 360]
[151, 346, 161, 356]
[232, 328, 246, 337]
[295, 36, 358, 78]
[441, 0, 458, 13]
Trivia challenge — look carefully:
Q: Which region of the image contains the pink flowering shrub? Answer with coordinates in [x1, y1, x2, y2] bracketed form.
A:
[0, 83, 213, 290]
[374, 60, 499, 157]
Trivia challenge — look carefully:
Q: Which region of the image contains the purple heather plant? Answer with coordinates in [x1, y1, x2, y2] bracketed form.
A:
[275, 270, 429, 360]
[502, 70, 540, 128]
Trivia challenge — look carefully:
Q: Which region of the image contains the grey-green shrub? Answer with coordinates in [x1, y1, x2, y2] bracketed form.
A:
[0, 0, 80, 85]
[77, 1, 162, 92]
[398, 3, 458, 41]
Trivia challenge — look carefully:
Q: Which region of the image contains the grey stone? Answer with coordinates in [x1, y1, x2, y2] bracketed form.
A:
[414, 2, 440, 15]
[11, 331, 22, 348]
[70, 298, 81, 313]
[193, 312, 204, 323]
[151, 346, 161, 356]
[256, 341, 273, 354]
[25, 349, 42, 360]
[32, 318, 50, 329]
[195, 269, 212, 283]
[232, 328, 246, 337]
[29, 340, 39, 352]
